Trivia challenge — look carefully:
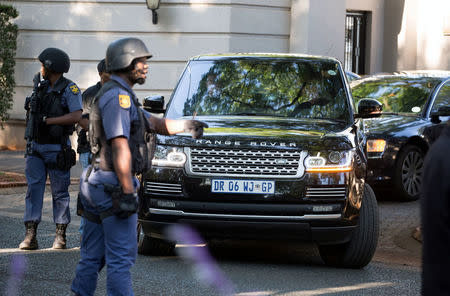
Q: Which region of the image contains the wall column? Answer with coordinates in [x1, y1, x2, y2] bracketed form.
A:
[290, 0, 346, 61]
[289, 0, 310, 54]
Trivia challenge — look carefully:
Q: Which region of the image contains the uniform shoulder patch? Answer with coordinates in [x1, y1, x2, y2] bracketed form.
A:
[119, 94, 131, 109]
[69, 84, 80, 95]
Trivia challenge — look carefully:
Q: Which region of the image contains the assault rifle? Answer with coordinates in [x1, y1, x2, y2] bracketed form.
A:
[24, 72, 43, 156]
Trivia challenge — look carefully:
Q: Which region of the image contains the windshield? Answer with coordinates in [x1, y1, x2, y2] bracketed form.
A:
[351, 77, 441, 114]
[166, 58, 351, 122]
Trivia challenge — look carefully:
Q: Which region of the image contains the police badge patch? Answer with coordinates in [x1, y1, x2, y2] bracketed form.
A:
[119, 94, 131, 109]
[69, 84, 80, 94]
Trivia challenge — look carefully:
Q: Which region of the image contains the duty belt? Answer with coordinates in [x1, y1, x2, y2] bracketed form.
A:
[82, 209, 115, 224]
[76, 192, 115, 224]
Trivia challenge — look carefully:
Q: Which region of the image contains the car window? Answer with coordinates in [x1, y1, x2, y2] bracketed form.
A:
[166, 59, 351, 123]
[351, 77, 440, 114]
[167, 67, 190, 118]
[430, 80, 450, 114]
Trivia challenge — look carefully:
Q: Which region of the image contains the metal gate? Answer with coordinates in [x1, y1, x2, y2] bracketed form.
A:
[345, 11, 367, 74]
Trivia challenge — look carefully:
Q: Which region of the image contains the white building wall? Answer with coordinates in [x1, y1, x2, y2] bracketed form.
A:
[290, 0, 385, 74]
[383, 0, 414, 72]
[229, 3, 290, 52]
[3, 0, 291, 121]
[1, 0, 448, 150]
[383, 0, 450, 71]
[415, 0, 450, 70]
[307, 0, 346, 62]
[0, 0, 291, 149]
[289, 0, 346, 62]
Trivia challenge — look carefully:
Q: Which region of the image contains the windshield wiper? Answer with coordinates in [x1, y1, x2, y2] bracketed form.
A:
[308, 117, 349, 123]
[230, 112, 286, 117]
[232, 112, 258, 116]
[379, 112, 400, 116]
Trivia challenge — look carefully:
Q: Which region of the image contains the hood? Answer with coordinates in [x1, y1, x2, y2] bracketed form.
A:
[363, 114, 424, 135]
[159, 116, 355, 150]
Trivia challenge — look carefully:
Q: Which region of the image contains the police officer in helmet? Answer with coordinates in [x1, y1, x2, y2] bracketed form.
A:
[76, 59, 111, 241]
[71, 37, 207, 295]
[77, 59, 110, 169]
[20, 48, 82, 250]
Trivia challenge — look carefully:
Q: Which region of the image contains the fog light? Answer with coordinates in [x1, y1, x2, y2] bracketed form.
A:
[312, 205, 333, 212]
[306, 155, 326, 167]
[168, 151, 186, 163]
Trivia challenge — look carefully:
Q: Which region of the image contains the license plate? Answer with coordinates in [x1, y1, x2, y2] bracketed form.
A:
[211, 179, 275, 194]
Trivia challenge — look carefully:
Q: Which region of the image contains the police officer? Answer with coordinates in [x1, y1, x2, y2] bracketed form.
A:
[77, 59, 111, 240]
[71, 37, 207, 296]
[77, 59, 110, 169]
[19, 48, 82, 250]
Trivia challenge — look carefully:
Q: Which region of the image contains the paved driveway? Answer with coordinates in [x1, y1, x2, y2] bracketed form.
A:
[0, 150, 422, 295]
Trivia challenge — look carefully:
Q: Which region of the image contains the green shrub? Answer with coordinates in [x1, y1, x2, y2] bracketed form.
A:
[0, 5, 18, 124]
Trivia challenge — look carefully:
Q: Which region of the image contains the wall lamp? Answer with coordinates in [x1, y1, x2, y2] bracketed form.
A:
[146, 0, 161, 24]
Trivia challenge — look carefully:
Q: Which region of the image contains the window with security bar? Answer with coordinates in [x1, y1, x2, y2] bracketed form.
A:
[345, 11, 368, 75]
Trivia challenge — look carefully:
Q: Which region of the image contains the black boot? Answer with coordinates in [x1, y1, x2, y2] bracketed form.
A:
[19, 221, 39, 250]
[52, 224, 68, 249]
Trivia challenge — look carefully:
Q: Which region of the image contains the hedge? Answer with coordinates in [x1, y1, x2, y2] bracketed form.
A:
[0, 5, 18, 124]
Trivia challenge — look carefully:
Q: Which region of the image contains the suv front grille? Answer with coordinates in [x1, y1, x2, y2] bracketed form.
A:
[305, 187, 347, 200]
[186, 148, 307, 178]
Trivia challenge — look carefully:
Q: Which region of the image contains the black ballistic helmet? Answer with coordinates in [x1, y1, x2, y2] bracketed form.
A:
[97, 59, 107, 73]
[38, 48, 70, 73]
[105, 37, 152, 72]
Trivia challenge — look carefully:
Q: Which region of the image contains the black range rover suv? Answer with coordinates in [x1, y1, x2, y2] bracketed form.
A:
[139, 53, 380, 268]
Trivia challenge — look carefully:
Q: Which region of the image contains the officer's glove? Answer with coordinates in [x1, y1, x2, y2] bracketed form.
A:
[114, 192, 139, 219]
[184, 120, 208, 139]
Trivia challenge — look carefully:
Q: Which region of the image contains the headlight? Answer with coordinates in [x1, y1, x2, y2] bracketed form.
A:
[152, 145, 186, 167]
[367, 139, 386, 153]
[305, 150, 353, 173]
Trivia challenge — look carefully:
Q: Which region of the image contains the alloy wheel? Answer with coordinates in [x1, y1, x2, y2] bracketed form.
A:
[401, 150, 424, 197]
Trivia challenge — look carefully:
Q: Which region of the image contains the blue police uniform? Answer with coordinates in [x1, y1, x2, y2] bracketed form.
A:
[24, 79, 82, 224]
[71, 75, 144, 296]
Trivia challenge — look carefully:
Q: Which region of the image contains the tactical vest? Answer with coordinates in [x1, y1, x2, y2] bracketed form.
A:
[36, 77, 75, 144]
[77, 83, 101, 153]
[89, 80, 154, 175]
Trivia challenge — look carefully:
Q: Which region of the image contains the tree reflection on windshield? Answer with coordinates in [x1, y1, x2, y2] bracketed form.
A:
[167, 58, 351, 123]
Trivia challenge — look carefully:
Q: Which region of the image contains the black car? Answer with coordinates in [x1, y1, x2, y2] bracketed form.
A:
[345, 70, 361, 82]
[351, 71, 450, 201]
[139, 53, 381, 268]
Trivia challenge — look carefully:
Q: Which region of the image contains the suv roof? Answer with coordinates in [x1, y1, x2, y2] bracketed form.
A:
[190, 53, 341, 63]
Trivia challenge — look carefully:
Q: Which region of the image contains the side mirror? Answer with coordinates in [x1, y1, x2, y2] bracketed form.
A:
[430, 106, 450, 124]
[355, 98, 383, 118]
[143, 95, 165, 113]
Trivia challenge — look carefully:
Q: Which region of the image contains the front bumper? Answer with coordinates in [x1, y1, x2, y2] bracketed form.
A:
[365, 142, 399, 187]
[366, 154, 396, 187]
[139, 166, 362, 244]
[139, 216, 356, 245]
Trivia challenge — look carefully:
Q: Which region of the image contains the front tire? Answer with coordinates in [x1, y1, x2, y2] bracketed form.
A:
[318, 184, 379, 268]
[137, 222, 175, 256]
[394, 145, 424, 201]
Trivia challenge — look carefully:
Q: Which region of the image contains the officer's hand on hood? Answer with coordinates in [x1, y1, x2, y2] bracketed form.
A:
[184, 120, 208, 139]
